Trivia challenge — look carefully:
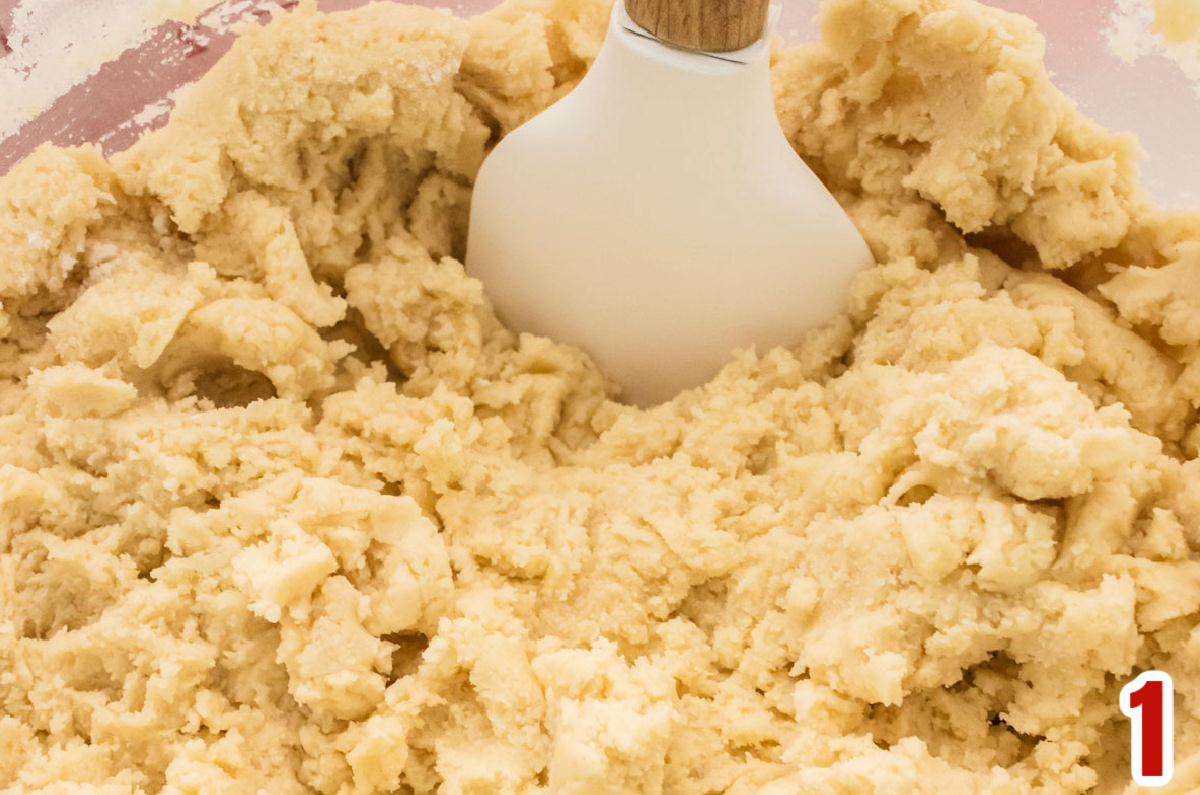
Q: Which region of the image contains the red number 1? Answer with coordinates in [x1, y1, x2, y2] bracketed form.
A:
[1120, 671, 1174, 787]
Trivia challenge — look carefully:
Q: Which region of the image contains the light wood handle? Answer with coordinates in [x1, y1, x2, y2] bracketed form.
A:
[625, 0, 769, 53]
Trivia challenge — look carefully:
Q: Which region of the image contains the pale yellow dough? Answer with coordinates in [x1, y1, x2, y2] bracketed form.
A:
[2, 0, 1200, 793]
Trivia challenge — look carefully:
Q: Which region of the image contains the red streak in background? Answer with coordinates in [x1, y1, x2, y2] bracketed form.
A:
[0, 0, 368, 174]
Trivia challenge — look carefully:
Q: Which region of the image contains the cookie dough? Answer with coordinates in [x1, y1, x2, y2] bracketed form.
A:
[2, 0, 1200, 793]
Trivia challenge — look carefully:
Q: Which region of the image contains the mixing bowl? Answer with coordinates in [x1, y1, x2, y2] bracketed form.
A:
[0, 0, 1197, 209]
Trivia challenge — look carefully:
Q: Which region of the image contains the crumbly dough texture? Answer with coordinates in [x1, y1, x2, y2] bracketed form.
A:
[2, 0, 1200, 793]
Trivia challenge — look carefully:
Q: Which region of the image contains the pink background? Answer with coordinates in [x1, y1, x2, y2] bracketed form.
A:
[0, 0, 1196, 207]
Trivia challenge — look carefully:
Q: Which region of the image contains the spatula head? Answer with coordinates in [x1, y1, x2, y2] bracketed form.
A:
[466, 1, 873, 406]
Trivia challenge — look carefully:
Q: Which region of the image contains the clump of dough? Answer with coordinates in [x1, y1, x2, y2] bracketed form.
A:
[2, 0, 1199, 793]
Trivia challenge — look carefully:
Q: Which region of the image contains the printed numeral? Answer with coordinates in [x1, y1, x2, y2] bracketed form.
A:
[1120, 671, 1174, 787]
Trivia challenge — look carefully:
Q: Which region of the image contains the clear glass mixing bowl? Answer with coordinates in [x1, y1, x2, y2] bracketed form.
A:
[1, 0, 1196, 208]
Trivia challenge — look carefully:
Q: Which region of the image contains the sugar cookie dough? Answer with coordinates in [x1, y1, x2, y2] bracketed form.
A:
[2, 0, 1200, 793]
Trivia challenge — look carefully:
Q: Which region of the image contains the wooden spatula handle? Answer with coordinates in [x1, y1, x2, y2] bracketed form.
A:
[624, 0, 769, 53]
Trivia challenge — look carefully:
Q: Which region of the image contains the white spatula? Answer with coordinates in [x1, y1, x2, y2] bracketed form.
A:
[466, 0, 873, 406]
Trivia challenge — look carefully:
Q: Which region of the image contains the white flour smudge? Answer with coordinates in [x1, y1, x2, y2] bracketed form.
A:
[1107, 0, 1200, 91]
